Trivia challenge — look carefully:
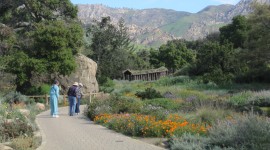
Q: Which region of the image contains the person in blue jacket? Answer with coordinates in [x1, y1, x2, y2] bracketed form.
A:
[50, 80, 60, 118]
[67, 82, 78, 116]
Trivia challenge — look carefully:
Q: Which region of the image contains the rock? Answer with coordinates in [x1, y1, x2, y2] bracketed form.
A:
[56, 54, 99, 94]
[18, 109, 30, 117]
[0, 143, 13, 150]
[36, 103, 45, 111]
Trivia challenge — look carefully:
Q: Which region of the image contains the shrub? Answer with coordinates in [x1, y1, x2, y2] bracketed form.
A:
[109, 95, 143, 114]
[208, 114, 270, 149]
[0, 120, 34, 141]
[11, 136, 37, 150]
[38, 84, 51, 95]
[3, 91, 28, 105]
[135, 87, 163, 100]
[140, 104, 169, 120]
[169, 133, 210, 150]
[202, 69, 234, 85]
[187, 107, 234, 125]
[143, 98, 182, 111]
[99, 78, 115, 93]
[0, 104, 37, 142]
[178, 89, 209, 101]
[86, 94, 143, 120]
[86, 98, 111, 120]
[156, 76, 191, 86]
[229, 91, 253, 106]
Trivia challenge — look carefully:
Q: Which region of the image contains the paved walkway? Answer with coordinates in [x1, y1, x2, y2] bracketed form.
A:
[36, 106, 164, 150]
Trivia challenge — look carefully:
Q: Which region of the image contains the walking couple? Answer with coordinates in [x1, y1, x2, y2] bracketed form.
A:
[67, 82, 83, 116]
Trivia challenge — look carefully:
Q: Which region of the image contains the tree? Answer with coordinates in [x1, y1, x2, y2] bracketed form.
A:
[194, 41, 238, 84]
[242, 3, 270, 82]
[219, 15, 250, 49]
[150, 40, 195, 73]
[87, 17, 136, 80]
[0, 0, 83, 92]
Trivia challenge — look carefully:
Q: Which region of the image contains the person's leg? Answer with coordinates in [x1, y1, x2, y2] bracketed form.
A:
[77, 98, 80, 113]
[71, 97, 76, 115]
[53, 96, 58, 117]
[68, 96, 73, 116]
[75, 100, 78, 114]
[50, 97, 54, 116]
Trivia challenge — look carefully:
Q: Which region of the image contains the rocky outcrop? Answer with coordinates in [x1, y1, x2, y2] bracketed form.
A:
[56, 54, 99, 94]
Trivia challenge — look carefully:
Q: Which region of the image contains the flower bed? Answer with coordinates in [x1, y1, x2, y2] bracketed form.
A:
[94, 113, 208, 137]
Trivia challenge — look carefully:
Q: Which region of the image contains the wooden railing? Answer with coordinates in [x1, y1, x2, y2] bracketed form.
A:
[26, 92, 104, 105]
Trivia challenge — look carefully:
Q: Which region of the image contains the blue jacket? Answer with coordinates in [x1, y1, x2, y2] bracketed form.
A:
[50, 84, 59, 98]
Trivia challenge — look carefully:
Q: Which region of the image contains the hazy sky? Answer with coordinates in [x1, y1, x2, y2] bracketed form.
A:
[70, 0, 241, 13]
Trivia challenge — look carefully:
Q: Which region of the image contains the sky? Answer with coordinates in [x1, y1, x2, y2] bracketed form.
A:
[70, 0, 241, 13]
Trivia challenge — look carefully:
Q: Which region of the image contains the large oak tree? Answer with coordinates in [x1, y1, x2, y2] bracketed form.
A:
[0, 0, 83, 93]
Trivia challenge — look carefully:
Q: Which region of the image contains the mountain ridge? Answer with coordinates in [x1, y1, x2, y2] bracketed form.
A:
[77, 0, 270, 47]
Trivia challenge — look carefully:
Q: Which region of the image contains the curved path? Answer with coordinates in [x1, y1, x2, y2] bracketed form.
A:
[36, 106, 164, 150]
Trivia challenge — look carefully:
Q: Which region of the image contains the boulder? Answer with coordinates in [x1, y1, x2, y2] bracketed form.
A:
[0, 144, 13, 150]
[56, 54, 99, 94]
[36, 103, 45, 111]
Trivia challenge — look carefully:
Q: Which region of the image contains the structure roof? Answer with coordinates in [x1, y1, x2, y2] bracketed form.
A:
[123, 66, 168, 75]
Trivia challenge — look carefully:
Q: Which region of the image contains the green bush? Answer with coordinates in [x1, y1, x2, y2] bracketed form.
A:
[208, 114, 270, 149]
[135, 87, 163, 100]
[38, 84, 51, 95]
[202, 69, 234, 85]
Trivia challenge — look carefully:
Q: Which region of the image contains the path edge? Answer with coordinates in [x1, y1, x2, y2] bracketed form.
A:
[35, 112, 47, 150]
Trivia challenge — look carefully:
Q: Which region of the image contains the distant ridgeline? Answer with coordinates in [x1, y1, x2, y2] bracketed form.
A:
[123, 67, 168, 81]
[77, 0, 270, 47]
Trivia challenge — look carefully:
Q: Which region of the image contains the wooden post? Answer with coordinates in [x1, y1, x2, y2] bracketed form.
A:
[45, 94, 48, 105]
[63, 94, 66, 106]
[89, 92, 92, 104]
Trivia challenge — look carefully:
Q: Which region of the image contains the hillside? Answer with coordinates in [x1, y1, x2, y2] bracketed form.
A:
[77, 0, 270, 47]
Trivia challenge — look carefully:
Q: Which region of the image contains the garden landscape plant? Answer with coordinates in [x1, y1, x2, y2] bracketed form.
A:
[89, 76, 270, 150]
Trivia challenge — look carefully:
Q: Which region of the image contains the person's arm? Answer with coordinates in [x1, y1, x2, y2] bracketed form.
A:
[55, 85, 60, 99]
